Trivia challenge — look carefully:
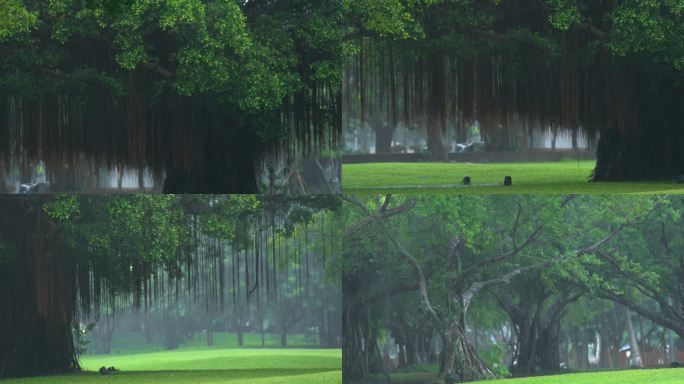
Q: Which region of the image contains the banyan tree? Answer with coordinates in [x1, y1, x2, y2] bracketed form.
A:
[0, 1, 342, 193]
[0, 194, 341, 378]
[343, 0, 684, 180]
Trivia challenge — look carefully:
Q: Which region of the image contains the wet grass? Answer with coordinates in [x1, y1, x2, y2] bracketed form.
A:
[343, 161, 684, 194]
[0, 348, 341, 384]
[367, 368, 684, 384]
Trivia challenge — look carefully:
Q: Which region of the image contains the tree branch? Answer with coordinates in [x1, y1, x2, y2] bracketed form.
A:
[598, 289, 684, 338]
[460, 223, 543, 280]
[141, 62, 174, 78]
[343, 196, 416, 238]
[462, 260, 553, 315]
[391, 238, 441, 324]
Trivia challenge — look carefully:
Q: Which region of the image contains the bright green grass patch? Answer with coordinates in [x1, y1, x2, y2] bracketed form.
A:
[0, 370, 341, 384]
[478, 369, 684, 383]
[0, 349, 341, 384]
[369, 368, 684, 384]
[343, 161, 684, 194]
[80, 348, 341, 371]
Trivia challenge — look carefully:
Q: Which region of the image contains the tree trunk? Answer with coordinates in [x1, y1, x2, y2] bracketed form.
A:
[117, 166, 123, 190]
[577, 329, 588, 370]
[342, 274, 367, 384]
[280, 329, 288, 347]
[594, 123, 684, 182]
[439, 323, 495, 383]
[0, 199, 79, 378]
[137, 164, 145, 190]
[512, 320, 561, 376]
[427, 53, 448, 161]
[599, 325, 614, 369]
[260, 320, 265, 347]
[375, 125, 394, 154]
[626, 308, 643, 368]
[382, 339, 392, 383]
[236, 316, 244, 347]
[593, 71, 684, 182]
[207, 329, 214, 347]
[206, 320, 213, 347]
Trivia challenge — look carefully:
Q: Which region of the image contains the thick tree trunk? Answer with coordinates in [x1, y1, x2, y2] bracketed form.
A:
[512, 320, 561, 376]
[427, 53, 448, 161]
[599, 325, 614, 369]
[574, 328, 589, 370]
[439, 323, 495, 383]
[342, 298, 364, 383]
[374, 125, 394, 154]
[593, 72, 684, 182]
[593, 124, 684, 181]
[0, 198, 79, 378]
[342, 273, 365, 384]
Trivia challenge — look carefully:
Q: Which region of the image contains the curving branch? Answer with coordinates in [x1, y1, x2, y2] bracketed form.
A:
[462, 260, 553, 316]
[597, 289, 684, 338]
[391, 238, 441, 324]
[343, 195, 416, 238]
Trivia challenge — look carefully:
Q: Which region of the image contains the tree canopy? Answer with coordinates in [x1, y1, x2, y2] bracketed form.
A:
[0, 194, 340, 378]
[341, 195, 684, 383]
[343, 1, 684, 179]
[0, 0, 355, 192]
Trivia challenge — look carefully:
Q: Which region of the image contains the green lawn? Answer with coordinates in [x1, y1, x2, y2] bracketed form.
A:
[0, 348, 341, 384]
[369, 368, 684, 384]
[343, 161, 684, 194]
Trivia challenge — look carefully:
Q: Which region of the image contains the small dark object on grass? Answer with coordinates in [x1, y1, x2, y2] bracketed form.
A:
[672, 362, 682, 368]
[99, 366, 119, 375]
[463, 176, 471, 185]
[504, 176, 512, 186]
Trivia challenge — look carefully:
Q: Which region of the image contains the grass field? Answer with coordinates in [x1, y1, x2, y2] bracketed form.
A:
[343, 161, 684, 194]
[0, 336, 341, 384]
[369, 368, 684, 384]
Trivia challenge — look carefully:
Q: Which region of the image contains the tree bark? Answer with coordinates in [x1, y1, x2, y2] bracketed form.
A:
[626, 308, 643, 368]
[427, 53, 448, 161]
[593, 70, 684, 182]
[375, 126, 394, 154]
[0, 199, 79, 378]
